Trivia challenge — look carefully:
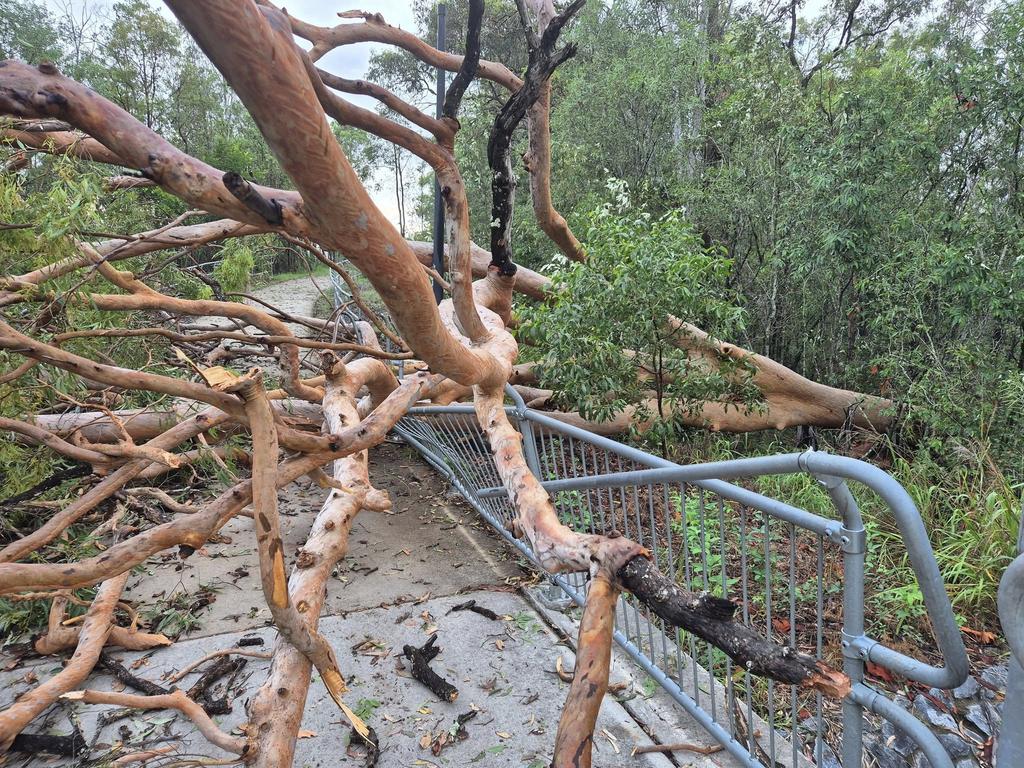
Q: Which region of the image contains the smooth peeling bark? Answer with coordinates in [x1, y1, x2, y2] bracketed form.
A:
[0, 409, 229, 564]
[523, 0, 586, 263]
[63, 690, 245, 755]
[9, 219, 264, 292]
[0, 417, 111, 467]
[667, 317, 892, 430]
[166, 2, 506, 390]
[226, 369, 384, 724]
[34, 625, 171, 655]
[0, 127, 127, 165]
[267, 2, 523, 90]
[473, 384, 646, 574]
[0, 62, 305, 231]
[299, 55, 487, 344]
[25, 399, 323, 445]
[551, 574, 618, 768]
[406, 239, 550, 301]
[0, 572, 128, 752]
[0, 318, 243, 417]
[247, 358, 400, 768]
[81, 254, 321, 403]
[0, 377, 421, 594]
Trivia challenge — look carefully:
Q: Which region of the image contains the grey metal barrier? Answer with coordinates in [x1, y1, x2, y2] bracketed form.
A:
[996, 520, 1024, 766]
[393, 386, 970, 768]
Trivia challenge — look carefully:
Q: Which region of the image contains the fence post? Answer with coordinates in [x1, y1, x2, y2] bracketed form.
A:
[818, 474, 866, 768]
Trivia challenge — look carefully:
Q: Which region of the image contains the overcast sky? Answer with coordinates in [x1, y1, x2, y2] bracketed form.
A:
[41, 0, 426, 224]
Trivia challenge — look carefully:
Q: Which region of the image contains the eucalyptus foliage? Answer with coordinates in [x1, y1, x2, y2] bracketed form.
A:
[522, 188, 757, 445]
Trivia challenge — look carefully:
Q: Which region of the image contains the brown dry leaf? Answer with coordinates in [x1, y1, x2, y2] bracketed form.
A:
[414, 591, 432, 604]
[496, 731, 512, 739]
[962, 627, 998, 644]
[555, 656, 574, 682]
[297, 730, 317, 739]
[495, 639, 505, 651]
[419, 732, 433, 749]
[865, 661, 894, 683]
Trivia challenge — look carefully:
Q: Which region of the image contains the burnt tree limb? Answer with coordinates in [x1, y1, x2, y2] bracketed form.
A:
[98, 653, 168, 697]
[486, 0, 584, 276]
[447, 599, 499, 620]
[402, 634, 458, 702]
[617, 556, 850, 697]
[9, 729, 86, 757]
[441, 0, 484, 121]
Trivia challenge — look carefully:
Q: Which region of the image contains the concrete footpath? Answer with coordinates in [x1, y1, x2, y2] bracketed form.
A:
[0, 441, 741, 767]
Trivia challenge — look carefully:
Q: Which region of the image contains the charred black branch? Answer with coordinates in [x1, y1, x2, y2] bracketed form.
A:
[98, 652, 169, 697]
[222, 171, 283, 226]
[617, 556, 847, 695]
[9, 729, 86, 757]
[186, 655, 244, 702]
[487, 0, 584, 275]
[347, 724, 379, 767]
[0, 464, 91, 508]
[447, 599, 500, 620]
[442, 0, 484, 120]
[402, 633, 458, 702]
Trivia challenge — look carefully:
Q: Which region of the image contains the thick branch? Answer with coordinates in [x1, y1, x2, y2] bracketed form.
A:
[618, 556, 850, 696]
[488, 0, 583, 274]
[552, 573, 617, 768]
[442, 0, 484, 120]
[0, 573, 128, 751]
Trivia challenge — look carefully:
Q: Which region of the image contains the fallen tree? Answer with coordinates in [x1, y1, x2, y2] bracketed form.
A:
[0, 2, 856, 766]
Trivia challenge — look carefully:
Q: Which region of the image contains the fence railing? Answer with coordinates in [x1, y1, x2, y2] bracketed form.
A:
[394, 386, 970, 768]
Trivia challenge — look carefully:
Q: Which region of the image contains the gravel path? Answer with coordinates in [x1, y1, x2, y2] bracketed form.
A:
[246, 273, 331, 338]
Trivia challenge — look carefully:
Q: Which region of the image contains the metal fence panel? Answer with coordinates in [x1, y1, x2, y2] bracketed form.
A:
[394, 394, 968, 768]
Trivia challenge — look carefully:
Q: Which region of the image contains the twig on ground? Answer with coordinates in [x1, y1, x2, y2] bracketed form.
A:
[402, 634, 458, 702]
[164, 647, 272, 684]
[446, 599, 499, 620]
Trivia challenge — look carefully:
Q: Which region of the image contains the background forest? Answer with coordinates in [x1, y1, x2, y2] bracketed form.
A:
[1, 0, 1022, 645]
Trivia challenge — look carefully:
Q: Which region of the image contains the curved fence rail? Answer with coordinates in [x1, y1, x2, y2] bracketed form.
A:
[394, 388, 969, 768]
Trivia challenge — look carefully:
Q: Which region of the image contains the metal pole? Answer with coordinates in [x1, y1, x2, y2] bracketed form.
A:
[997, 520, 1024, 767]
[431, 4, 447, 304]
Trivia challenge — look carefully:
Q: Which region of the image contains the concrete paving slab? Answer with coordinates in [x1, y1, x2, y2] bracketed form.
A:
[1, 590, 679, 768]
[120, 442, 525, 640]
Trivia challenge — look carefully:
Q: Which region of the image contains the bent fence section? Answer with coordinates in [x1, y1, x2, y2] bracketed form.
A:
[394, 387, 970, 768]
